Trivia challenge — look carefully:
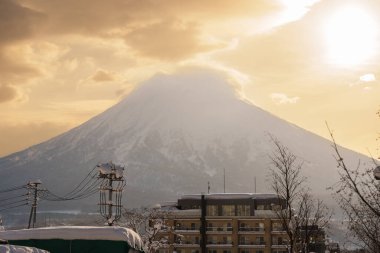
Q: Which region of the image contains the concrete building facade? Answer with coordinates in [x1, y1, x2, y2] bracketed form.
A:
[157, 193, 289, 253]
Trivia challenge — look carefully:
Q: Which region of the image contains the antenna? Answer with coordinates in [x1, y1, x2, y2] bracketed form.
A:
[208, 181, 210, 194]
[254, 176, 257, 193]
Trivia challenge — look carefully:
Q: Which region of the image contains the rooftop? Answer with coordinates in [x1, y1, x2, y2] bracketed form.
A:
[180, 193, 280, 200]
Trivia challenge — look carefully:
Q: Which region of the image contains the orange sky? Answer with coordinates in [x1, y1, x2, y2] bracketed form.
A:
[0, 0, 379, 157]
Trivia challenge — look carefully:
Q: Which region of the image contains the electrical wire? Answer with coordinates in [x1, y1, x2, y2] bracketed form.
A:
[0, 198, 29, 208]
[0, 203, 28, 212]
[63, 166, 98, 198]
[0, 185, 26, 194]
[0, 193, 28, 203]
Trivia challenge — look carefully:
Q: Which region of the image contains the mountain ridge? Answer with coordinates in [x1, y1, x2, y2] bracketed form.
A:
[0, 71, 370, 210]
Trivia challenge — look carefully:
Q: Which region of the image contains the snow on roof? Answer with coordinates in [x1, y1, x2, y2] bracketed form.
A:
[0, 226, 142, 250]
[0, 244, 49, 253]
[180, 193, 279, 200]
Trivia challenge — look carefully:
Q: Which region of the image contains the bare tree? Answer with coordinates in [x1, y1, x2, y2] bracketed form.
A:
[123, 207, 172, 253]
[295, 192, 331, 253]
[327, 125, 380, 252]
[268, 136, 331, 253]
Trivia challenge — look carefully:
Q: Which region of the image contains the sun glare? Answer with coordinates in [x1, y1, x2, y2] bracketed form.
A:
[324, 6, 377, 66]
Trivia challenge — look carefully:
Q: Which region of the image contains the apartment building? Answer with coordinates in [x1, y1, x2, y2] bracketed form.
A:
[157, 193, 289, 253]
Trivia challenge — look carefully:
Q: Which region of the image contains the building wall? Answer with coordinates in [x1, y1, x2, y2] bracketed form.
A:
[158, 194, 289, 253]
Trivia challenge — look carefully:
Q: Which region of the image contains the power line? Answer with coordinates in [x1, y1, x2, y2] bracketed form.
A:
[0, 203, 28, 212]
[0, 198, 29, 207]
[0, 193, 28, 203]
[63, 166, 98, 198]
[0, 185, 26, 194]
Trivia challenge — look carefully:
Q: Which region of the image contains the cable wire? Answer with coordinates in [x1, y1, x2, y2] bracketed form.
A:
[0, 185, 26, 194]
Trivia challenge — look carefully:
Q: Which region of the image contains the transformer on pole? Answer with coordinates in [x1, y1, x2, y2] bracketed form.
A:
[97, 162, 125, 226]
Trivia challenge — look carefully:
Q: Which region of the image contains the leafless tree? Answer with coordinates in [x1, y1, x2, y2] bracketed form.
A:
[295, 192, 332, 253]
[268, 136, 331, 253]
[122, 207, 172, 253]
[327, 124, 380, 253]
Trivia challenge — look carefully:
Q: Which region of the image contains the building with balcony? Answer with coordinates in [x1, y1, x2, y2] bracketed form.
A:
[157, 193, 289, 253]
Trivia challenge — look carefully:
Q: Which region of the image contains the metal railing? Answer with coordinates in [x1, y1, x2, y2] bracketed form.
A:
[238, 227, 264, 232]
[206, 227, 233, 232]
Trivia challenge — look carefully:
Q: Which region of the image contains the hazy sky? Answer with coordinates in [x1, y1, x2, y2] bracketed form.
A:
[0, 0, 379, 157]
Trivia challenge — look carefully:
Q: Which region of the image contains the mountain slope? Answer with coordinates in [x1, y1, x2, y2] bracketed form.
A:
[0, 71, 370, 210]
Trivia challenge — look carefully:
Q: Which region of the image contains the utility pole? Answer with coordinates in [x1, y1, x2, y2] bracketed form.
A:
[27, 180, 42, 229]
[207, 181, 210, 194]
[98, 162, 125, 226]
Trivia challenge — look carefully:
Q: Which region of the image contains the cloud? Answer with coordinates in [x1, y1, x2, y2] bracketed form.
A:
[91, 69, 116, 82]
[270, 93, 300, 104]
[0, 51, 40, 83]
[125, 19, 213, 60]
[0, 0, 45, 45]
[0, 84, 18, 103]
[360, 73, 376, 82]
[26, 0, 282, 36]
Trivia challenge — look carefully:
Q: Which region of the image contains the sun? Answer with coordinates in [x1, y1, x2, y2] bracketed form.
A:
[324, 6, 377, 66]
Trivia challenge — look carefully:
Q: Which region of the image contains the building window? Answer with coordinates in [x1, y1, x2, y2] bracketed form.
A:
[255, 237, 265, 245]
[208, 250, 217, 253]
[271, 204, 281, 211]
[239, 236, 248, 245]
[272, 222, 283, 231]
[221, 205, 235, 216]
[255, 251, 264, 253]
[222, 236, 232, 244]
[256, 204, 264, 210]
[207, 205, 218, 216]
[191, 250, 199, 253]
[208, 236, 218, 244]
[237, 205, 250, 216]
[254, 222, 264, 231]
[223, 250, 231, 253]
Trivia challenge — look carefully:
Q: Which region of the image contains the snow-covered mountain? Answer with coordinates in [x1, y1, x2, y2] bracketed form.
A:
[0, 71, 370, 210]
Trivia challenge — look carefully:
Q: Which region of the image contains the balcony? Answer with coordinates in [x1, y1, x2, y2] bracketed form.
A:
[271, 243, 289, 249]
[173, 241, 200, 248]
[238, 242, 266, 248]
[271, 228, 287, 234]
[206, 227, 233, 234]
[238, 227, 265, 234]
[206, 242, 233, 248]
[174, 226, 200, 233]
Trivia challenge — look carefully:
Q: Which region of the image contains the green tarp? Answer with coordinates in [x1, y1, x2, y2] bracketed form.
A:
[9, 239, 132, 253]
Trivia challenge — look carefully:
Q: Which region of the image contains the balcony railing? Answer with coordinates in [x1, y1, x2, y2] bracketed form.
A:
[271, 242, 289, 248]
[239, 241, 266, 246]
[271, 227, 287, 233]
[206, 227, 233, 232]
[206, 242, 233, 246]
[174, 226, 200, 232]
[238, 227, 264, 232]
[175, 241, 200, 244]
